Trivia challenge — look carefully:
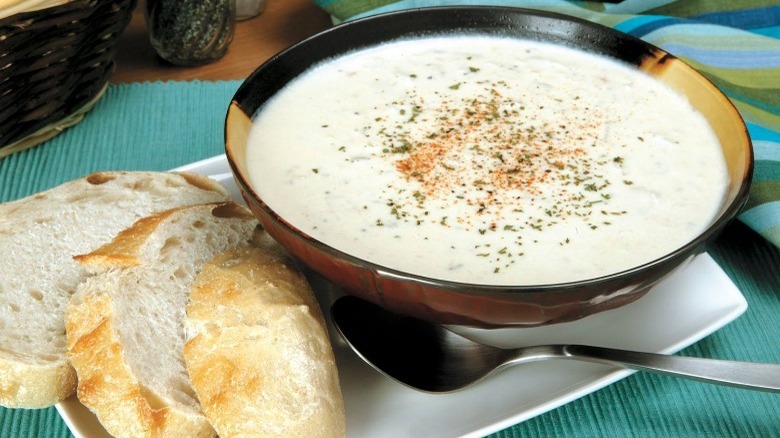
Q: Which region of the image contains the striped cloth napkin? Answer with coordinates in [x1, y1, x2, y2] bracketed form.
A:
[313, 0, 780, 247]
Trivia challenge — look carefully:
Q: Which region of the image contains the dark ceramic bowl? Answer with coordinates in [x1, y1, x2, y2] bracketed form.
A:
[225, 7, 753, 328]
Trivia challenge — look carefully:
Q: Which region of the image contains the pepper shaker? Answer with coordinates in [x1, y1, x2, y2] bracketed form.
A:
[146, 0, 236, 66]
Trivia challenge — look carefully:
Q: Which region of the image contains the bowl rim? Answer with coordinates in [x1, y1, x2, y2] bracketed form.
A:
[227, 5, 754, 295]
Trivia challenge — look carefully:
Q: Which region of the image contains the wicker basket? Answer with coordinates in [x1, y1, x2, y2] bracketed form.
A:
[0, 0, 137, 158]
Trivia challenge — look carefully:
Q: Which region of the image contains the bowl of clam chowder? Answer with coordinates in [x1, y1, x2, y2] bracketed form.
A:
[226, 7, 753, 328]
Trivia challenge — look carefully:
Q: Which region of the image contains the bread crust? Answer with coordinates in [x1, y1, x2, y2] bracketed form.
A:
[184, 247, 347, 438]
[0, 355, 76, 409]
[66, 290, 215, 438]
[0, 171, 228, 408]
[66, 202, 260, 437]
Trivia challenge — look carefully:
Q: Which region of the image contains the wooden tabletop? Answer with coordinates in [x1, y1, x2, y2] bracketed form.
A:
[111, 0, 333, 83]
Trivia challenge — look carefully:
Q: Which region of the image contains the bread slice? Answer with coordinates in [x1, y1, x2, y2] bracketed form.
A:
[184, 246, 346, 438]
[65, 202, 260, 438]
[0, 171, 229, 408]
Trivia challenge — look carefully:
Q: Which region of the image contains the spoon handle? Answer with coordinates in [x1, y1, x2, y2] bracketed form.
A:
[559, 345, 780, 393]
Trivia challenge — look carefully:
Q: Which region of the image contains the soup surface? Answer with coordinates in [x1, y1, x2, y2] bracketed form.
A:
[246, 36, 728, 285]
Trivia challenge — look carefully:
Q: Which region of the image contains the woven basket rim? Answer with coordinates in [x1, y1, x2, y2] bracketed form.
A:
[0, 0, 71, 20]
[1, 0, 137, 153]
[0, 81, 107, 159]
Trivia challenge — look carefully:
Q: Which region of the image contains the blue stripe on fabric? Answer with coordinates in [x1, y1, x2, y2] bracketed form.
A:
[350, 0, 577, 20]
[739, 200, 780, 232]
[643, 23, 747, 37]
[602, 0, 678, 15]
[754, 141, 780, 162]
[657, 44, 780, 69]
[747, 123, 780, 143]
[613, 15, 664, 34]
[752, 25, 780, 38]
[692, 6, 780, 30]
[627, 17, 698, 38]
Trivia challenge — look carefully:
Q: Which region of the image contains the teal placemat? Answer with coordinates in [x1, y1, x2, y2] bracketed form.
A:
[0, 80, 241, 201]
[0, 68, 778, 438]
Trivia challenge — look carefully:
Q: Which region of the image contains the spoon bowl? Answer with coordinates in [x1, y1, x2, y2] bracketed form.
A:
[331, 296, 780, 393]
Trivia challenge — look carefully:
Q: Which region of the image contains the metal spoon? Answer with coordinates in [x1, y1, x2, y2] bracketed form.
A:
[331, 295, 780, 393]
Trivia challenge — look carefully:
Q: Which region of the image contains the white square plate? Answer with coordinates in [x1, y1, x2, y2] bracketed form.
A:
[57, 155, 748, 438]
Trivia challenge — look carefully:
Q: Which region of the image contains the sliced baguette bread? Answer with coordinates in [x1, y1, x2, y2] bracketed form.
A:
[65, 202, 260, 438]
[184, 246, 346, 438]
[0, 171, 229, 408]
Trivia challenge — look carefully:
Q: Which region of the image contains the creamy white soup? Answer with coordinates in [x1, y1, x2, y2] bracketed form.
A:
[246, 35, 728, 285]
